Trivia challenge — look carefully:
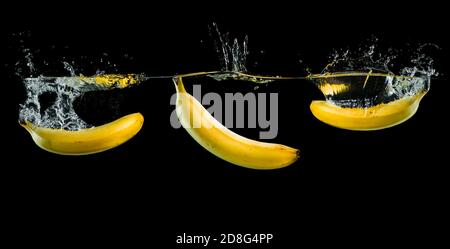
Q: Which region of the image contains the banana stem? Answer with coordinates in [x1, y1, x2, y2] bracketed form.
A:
[173, 77, 186, 93]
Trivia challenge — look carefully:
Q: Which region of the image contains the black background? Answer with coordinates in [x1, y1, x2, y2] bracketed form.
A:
[2, 2, 449, 247]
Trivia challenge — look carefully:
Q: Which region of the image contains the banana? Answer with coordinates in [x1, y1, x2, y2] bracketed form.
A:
[317, 83, 349, 96]
[310, 93, 425, 131]
[20, 113, 144, 155]
[78, 74, 141, 89]
[91, 74, 140, 88]
[174, 77, 299, 170]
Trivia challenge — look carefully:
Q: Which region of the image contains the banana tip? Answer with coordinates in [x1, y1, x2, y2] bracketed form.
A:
[135, 112, 144, 122]
[173, 77, 186, 93]
[295, 149, 301, 159]
[18, 119, 32, 132]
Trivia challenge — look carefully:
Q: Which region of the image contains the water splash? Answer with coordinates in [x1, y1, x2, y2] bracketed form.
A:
[321, 38, 439, 77]
[209, 22, 249, 72]
[208, 71, 275, 84]
[63, 61, 77, 76]
[323, 47, 394, 74]
[19, 77, 90, 130]
[12, 30, 143, 130]
[10, 30, 127, 79]
[309, 40, 439, 108]
[24, 48, 36, 76]
[401, 43, 440, 77]
[19, 74, 142, 130]
[12, 35, 89, 130]
[207, 23, 277, 84]
[308, 38, 440, 108]
[12, 31, 36, 77]
[310, 73, 430, 108]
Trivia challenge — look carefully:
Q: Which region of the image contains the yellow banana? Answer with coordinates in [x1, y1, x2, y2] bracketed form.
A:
[317, 83, 349, 96]
[310, 93, 425, 131]
[20, 113, 144, 155]
[174, 77, 299, 170]
[78, 74, 141, 89]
